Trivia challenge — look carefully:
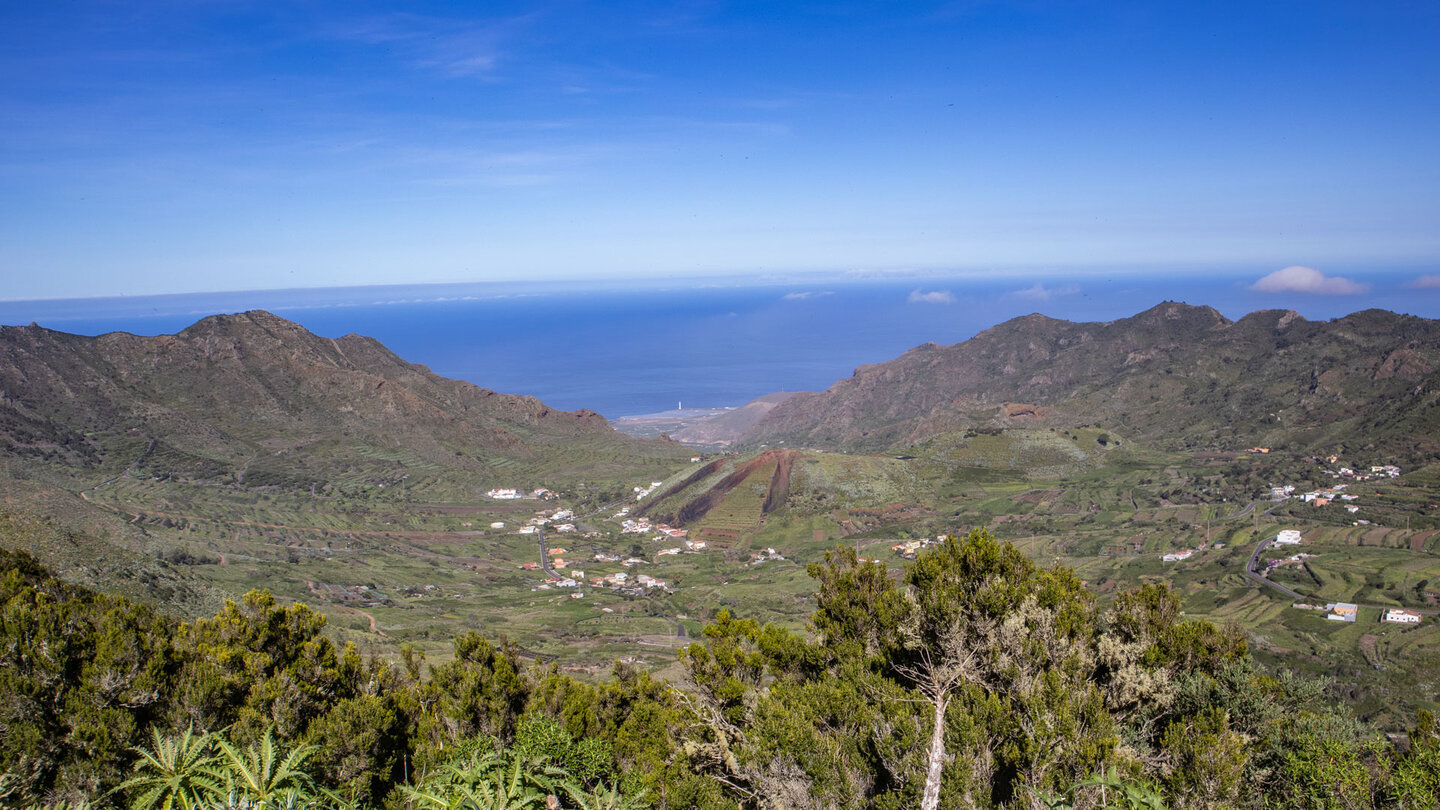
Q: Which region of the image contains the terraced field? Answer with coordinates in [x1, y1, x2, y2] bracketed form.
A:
[8, 430, 1440, 726]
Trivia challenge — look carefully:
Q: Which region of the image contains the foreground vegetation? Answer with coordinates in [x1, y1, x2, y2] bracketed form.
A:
[5, 530, 1440, 809]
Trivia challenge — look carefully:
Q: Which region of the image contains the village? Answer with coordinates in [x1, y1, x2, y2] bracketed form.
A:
[467, 450, 1430, 660]
[1264, 458, 1402, 520]
[494, 476, 791, 605]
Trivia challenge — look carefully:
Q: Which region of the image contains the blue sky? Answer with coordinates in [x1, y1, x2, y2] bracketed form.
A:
[2, 1, 1439, 300]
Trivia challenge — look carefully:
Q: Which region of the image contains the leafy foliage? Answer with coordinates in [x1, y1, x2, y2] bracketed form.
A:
[5, 532, 1440, 809]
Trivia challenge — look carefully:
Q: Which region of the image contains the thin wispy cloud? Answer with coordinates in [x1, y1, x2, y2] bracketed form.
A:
[393, 142, 617, 187]
[327, 13, 524, 79]
[1409, 275, 1440, 289]
[783, 290, 834, 301]
[908, 289, 955, 304]
[1251, 266, 1368, 295]
[1011, 282, 1079, 301]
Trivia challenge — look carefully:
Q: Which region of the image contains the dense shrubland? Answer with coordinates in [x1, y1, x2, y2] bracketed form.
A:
[2, 530, 1438, 809]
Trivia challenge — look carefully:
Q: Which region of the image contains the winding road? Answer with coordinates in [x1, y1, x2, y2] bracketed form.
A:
[1241, 534, 1440, 615]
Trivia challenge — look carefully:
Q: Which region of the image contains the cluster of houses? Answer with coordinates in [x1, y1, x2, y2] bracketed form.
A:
[1290, 601, 1425, 626]
[1271, 483, 1365, 513]
[586, 551, 649, 567]
[587, 570, 670, 593]
[750, 547, 785, 564]
[537, 576, 581, 591]
[1324, 462, 1402, 480]
[1311, 603, 1422, 624]
[515, 509, 592, 536]
[486, 487, 555, 500]
[633, 482, 665, 500]
[1266, 462, 1398, 517]
[619, 517, 688, 539]
[1260, 530, 1310, 574]
[891, 536, 945, 560]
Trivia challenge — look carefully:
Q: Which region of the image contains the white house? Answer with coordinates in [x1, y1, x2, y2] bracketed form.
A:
[1162, 550, 1194, 563]
[1275, 530, 1303, 545]
[1384, 609, 1422, 624]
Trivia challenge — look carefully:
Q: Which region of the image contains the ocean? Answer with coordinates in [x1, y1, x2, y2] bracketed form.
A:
[4, 272, 1439, 418]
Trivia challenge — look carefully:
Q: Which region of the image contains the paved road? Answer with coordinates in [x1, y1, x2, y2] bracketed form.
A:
[1226, 500, 1260, 520]
[536, 527, 559, 577]
[1243, 537, 1305, 600]
[1242, 534, 1440, 615]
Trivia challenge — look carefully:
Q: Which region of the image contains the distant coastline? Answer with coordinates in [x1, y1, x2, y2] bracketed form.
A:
[5, 272, 1439, 418]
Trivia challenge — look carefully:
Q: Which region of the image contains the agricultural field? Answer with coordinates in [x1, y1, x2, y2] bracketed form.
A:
[5, 430, 1439, 726]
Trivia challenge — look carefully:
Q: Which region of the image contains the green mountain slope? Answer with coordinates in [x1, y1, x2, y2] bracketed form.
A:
[0, 310, 687, 491]
[739, 303, 1440, 461]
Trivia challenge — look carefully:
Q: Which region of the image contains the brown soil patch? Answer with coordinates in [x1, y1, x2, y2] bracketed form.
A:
[651, 449, 801, 527]
[762, 452, 795, 514]
[1191, 452, 1240, 463]
[1411, 531, 1436, 552]
[1359, 634, 1379, 659]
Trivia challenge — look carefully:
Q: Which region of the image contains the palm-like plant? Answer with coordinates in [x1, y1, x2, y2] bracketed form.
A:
[561, 780, 649, 810]
[211, 729, 336, 808]
[402, 746, 574, 810]
[113, 726, 224, 810]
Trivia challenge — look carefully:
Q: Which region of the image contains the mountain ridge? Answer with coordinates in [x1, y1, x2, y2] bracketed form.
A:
[0, 310, 684, 489]
[738, 302, 1440, 460]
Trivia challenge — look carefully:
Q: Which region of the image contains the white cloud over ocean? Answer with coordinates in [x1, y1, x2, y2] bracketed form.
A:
[1409, 275, 1440, 289]
[1011, 282, 1079, 301]
[907, 289, 955, 304]
[783, 290, 835, 301]
[1251, 266, 1368, 295]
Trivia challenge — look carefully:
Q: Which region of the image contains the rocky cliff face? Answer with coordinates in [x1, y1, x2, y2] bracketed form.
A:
[738, 303, 1440, 460]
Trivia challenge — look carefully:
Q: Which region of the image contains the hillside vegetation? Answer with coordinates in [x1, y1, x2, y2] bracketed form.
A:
[4, 305, 1440, 808]
[0, 311, 689, 495]
[5, 532, 1440, 809]
[740, 303, 1440, 462]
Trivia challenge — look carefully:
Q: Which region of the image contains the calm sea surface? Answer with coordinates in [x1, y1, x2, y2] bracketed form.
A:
[4, 274, 1439, 418]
